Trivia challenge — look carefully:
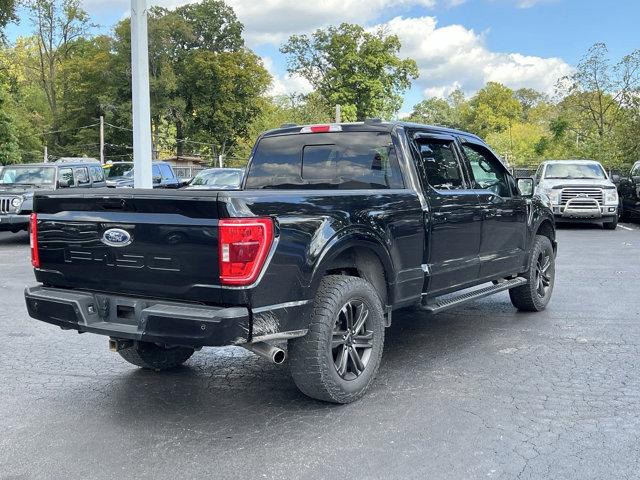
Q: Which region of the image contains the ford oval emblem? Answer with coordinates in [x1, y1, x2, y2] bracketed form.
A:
[102, 228, 132, 247]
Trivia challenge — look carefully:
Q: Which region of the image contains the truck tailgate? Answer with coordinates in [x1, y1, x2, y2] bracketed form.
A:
[33, 190, 224, 304]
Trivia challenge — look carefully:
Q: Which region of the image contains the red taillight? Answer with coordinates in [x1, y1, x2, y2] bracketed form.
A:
[30, 213, 40, 268]
[219, 218, 274, 286]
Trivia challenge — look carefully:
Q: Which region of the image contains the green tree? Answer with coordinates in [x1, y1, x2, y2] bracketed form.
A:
[180, 49, 271, 158]
[281, 23, 418, 120]
[407, 90, 470, 129]
[26, 0, 93, 142]
[407, 97, 453, 126]
[111, 0, 249, 157]
[0, 84, 20, 165]
[465, 82, 522, 137]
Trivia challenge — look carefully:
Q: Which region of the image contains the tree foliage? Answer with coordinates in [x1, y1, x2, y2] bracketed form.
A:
[281, 23, 418, 121]
[0, 84, 20, 164]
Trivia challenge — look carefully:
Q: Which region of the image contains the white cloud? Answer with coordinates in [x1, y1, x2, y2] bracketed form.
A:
[373, 16, 573, 98]
[225, 0, 437, 45]
[262, 56, 313, 97]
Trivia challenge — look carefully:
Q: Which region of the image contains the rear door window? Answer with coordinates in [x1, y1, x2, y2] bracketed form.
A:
[245, 131, 404, 190]
[413, 139, 465, 190]
[75, 167, 90, 186]
[58, 167, 74, 186]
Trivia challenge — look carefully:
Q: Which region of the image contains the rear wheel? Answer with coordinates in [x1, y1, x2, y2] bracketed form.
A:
[509, 235, 555, 312]
[118, 341, 195, 370]
[289, 275, 385, 404]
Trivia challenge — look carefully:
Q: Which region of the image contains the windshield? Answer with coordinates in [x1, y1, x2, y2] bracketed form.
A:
[191, 170, 242, 187]
[104, 163, 134, 178]
[0, 166, 56, 186]
[544, 163, 606, 180]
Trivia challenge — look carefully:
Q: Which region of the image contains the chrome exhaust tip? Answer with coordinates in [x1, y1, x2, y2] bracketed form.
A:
[244, 342, 286, 365]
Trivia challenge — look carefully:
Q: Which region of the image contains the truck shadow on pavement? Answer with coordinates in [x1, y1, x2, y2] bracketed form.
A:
[98, 300, 536, 430]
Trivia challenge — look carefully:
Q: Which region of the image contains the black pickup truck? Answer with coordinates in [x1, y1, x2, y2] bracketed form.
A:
[24, 121, 556, 403]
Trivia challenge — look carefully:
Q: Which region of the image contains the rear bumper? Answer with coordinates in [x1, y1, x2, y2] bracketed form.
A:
[24, 285, 250, 347]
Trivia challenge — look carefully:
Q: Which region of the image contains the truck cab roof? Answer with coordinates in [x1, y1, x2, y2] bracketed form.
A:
[261, 121, 484, 143]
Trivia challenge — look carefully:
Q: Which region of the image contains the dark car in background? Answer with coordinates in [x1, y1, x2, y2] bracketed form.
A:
[185, 168, 244, 190]
[103, 161, 181, 188]
[0, 161, 106, 233]
[618, 161, 640, 222]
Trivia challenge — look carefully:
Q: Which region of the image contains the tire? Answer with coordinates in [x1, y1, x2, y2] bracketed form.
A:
[509, 235, 555, 312]
[289, 275, 385, 404]
[603, 215, 618, 230]
[118, 341, 195, 370]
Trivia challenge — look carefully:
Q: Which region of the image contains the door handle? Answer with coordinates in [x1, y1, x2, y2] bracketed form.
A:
[483, 208, 497, 219]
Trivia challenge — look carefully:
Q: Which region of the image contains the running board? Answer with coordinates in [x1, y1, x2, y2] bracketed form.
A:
[421, 277, 527, 314]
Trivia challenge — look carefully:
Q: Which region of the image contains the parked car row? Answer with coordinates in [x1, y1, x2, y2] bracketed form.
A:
[0, 159, 245, 232]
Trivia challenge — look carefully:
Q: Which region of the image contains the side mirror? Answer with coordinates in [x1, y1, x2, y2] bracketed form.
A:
[153, 176, 162, 185]
[632, 176, 640, 185]
[611, 174, 620, 184]
[57, 179, 70, 188]
[516, 177, 534, 198]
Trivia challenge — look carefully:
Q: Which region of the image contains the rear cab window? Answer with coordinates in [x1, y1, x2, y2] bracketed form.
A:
[244, 131, 405, 190]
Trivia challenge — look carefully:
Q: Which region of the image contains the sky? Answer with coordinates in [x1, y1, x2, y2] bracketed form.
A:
[7, 0, 640, 113]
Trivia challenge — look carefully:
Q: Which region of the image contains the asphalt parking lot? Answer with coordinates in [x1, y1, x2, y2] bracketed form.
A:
[1, 223, 640, 480]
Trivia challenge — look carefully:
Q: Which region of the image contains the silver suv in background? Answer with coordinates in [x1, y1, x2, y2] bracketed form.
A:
[534, 160, 619, 230]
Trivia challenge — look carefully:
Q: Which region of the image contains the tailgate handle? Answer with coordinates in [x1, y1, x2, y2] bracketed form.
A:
[100, 199, 127, 211]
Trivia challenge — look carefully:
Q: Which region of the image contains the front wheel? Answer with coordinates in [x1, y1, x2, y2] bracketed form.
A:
[289, 275, 385, 404]
[118, 341, 195, 370]
[509, 235, 555, 312]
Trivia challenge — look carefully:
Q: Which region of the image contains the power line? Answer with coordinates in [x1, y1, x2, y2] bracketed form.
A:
[104, 122, 133, 132]
[105, 123, 214, 148]
[42, 123, 100, 136]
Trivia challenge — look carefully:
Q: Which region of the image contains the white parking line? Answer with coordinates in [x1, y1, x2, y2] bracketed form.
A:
[618, 225, 634, 231]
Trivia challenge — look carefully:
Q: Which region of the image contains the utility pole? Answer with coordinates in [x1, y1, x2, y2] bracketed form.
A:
[335, 104, 341, 123]
[43, 146, 48, 163]
[131, 0, 153, 188]
[99, 116, 105, 165]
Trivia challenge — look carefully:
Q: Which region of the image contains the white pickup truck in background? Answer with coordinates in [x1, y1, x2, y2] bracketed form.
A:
[534, 159, 619, 229]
